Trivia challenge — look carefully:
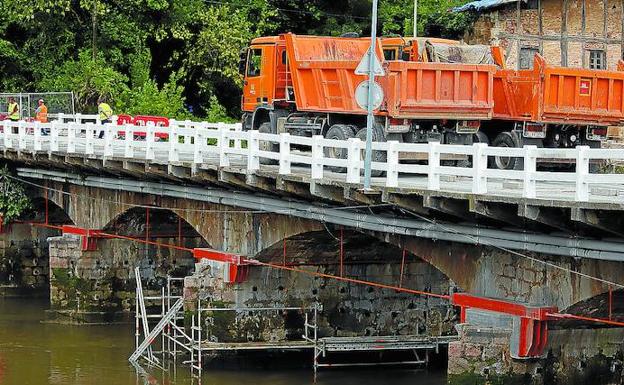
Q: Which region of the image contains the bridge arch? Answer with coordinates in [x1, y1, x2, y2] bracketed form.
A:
[241, 228, 456, 337]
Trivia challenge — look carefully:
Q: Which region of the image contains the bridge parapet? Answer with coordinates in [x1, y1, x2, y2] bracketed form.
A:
[2, 119, 624, 205]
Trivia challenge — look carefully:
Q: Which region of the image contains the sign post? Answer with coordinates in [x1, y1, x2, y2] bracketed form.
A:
[363, 0, 380, 190]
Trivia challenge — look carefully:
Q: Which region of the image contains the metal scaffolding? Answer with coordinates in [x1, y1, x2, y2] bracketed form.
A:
[131, 273, 456, 378]
[129, 268, 190, 368]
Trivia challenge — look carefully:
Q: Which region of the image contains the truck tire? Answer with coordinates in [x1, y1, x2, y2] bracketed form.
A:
[258, 122, 278, 165]
[355, 125, 386, 177]
[490, 131, 523, 170]
[324, 124, 355, 173]
[457, 131, 490, 168]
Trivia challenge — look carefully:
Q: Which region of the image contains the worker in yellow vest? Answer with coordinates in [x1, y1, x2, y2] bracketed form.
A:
[7, 97, 19, 121]
[35, 99, 48, 123]
[97, 98, 113, 139]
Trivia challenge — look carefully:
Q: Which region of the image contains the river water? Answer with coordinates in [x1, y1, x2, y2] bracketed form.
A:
[0, 297, 447, 385]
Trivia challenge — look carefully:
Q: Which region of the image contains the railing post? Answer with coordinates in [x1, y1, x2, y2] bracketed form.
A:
[169, 123, 179, 162]
[575, 145, 590, 202]
[311, 135, 324, 179]
[472, 143, 488, 194]
[183, 120, 191, 145]
[124, 124, 134, 158]
[75, 113, 82, 124]
[18, 121, 26, 151]
[427, 141, 440, 191]
[386, 140, 399, 187]
[279, 133, 291, 175]
[247, 130, 260, 172]
[0, 120, 6, 149]
[523, 145, 537, 199]
[33, 121, 42, 152]
[194, 123, 205, 164]
[2, 121, 11, 149]
[145, 124, 155, 160]
[67, 122, 76, 153]
[85, 123, 95, 155]
[219, 126, 230, 167]
[50, 120, 59, 153]
[104, 123, 114, 158]
[57, 112, 64, 124]
[347, 137, 362, 184]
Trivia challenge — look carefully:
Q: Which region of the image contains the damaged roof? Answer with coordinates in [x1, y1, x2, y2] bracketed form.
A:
[453, 0, 524, 12]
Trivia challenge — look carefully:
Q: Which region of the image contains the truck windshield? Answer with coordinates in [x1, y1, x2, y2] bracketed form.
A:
[247, 48, 262, 77]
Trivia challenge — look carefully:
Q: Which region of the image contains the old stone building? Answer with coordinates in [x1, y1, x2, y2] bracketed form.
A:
[459, 0, 624, 70]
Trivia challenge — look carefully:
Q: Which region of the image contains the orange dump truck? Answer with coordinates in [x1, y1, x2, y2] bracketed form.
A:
[488, 55, 624, 169]
[240, 33, 624, 169]
[240, 33, 496, 159]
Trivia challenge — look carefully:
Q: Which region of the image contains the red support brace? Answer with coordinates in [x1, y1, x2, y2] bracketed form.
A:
[61, 225, 106, 251]
[192, 248, 250, 284]
[451, 293, 558, 359]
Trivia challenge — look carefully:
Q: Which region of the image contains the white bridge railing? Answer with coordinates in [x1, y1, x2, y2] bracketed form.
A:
[2, 119, 624, 203]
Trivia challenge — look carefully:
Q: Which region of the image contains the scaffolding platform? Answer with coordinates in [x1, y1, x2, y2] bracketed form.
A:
[318, 335, 457, 352]
[199, 340, 315, 351]
[312, 334, 457, 370]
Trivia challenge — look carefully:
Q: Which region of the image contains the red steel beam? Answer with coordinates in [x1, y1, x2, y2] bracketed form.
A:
[451, 292, 557, 321]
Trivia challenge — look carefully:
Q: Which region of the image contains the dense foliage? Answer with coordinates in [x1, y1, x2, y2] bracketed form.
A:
[0, 0, 473, 121]
[0, 167, 31, 224]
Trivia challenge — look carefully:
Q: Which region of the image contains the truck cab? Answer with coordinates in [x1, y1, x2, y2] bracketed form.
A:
[240, 36, 291, 131]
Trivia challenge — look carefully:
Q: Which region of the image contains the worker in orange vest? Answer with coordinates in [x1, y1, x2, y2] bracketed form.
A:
[35, 99, 48, 123]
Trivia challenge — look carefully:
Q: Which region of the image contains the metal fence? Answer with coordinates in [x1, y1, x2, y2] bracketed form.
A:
[0, 92, 75, 119]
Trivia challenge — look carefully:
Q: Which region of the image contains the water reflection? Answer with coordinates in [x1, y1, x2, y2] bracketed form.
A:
[0, 297, 446, 385]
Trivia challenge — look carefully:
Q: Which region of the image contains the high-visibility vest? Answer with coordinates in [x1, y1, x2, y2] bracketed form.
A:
[36, 105, 48, 123]
[98, 103, 113, 121]
[8, 102, 19, 121]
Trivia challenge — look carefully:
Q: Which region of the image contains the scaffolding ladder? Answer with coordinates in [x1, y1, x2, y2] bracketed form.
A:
[129, 268, 191, 367]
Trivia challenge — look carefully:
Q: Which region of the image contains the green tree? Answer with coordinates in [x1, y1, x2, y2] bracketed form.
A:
[39, 50, 129, 112]
[0, 167, 31, 225]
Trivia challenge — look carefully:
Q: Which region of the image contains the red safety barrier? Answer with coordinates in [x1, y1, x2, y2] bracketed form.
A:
[116, 114, 134, 125]
[116, 114, 169, 140]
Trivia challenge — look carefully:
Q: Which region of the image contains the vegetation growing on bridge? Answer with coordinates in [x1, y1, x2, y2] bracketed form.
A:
[0, 167, 31, 225]
[0, 0, 473, 121]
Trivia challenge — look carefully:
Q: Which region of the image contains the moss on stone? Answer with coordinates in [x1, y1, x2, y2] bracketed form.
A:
[448, 372, 532, 385]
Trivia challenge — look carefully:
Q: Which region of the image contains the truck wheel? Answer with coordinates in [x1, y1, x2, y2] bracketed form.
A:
[324, 124, 355, 173]
[490, 131, 523, 170]
[355, 125, 386, 177]
[258, 122, 278, 165]
[457, 131, 490, 167]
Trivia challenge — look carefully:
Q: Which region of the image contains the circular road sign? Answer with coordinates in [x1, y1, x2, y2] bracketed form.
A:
[355, 81, 384, 111]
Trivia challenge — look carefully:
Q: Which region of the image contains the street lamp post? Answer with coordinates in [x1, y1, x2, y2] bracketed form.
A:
[363, 0, 380, 190]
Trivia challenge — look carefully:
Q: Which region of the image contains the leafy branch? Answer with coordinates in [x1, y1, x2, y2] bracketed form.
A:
[0, 167, 32, 225]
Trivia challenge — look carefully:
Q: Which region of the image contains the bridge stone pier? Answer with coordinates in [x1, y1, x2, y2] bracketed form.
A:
[4, 120, 624, 383]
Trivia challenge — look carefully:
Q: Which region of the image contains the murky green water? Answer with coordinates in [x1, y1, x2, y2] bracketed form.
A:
[0, 297, 447, 385]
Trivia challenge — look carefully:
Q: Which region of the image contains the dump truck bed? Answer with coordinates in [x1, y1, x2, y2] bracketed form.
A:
[381, 61, 495, 120]
[283, 33, 496, 120]
[494, 55, 624, 126]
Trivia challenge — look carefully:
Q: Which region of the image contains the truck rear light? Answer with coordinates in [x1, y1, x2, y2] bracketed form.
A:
[523, 122, 546, 139]
[456, 120, 480, 134]
[386, 118, 410, 133]
[587, 126, 607, 140]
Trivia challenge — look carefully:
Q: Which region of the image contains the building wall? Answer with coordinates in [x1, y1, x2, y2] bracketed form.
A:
[467, 0, 624, 70]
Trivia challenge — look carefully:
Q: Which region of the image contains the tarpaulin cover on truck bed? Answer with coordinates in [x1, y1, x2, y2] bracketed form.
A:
[426, 42, 495, 65]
